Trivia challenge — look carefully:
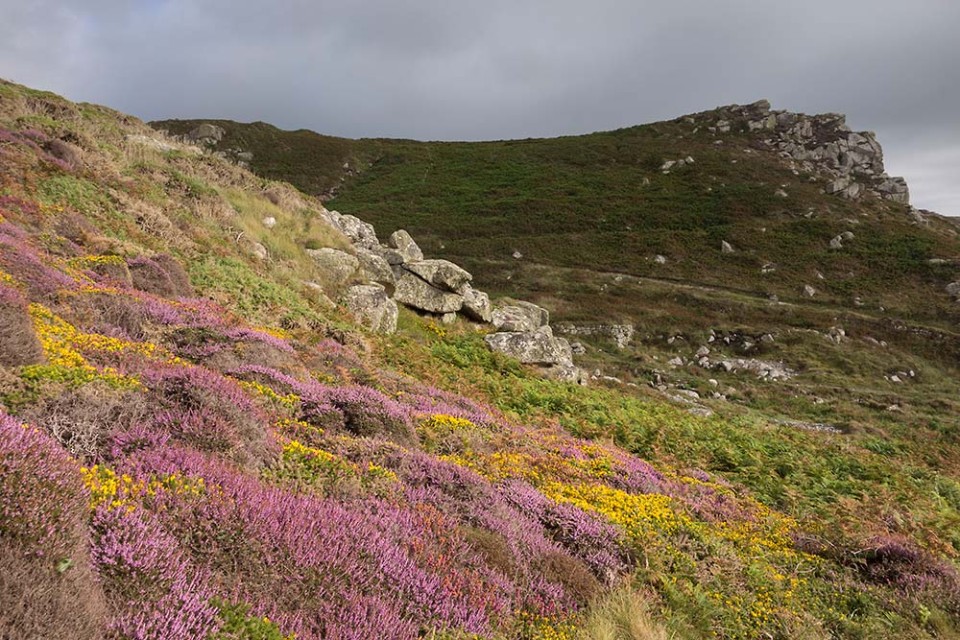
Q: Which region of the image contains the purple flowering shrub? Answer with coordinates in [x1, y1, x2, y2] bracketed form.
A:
[125, 362, 276, 466]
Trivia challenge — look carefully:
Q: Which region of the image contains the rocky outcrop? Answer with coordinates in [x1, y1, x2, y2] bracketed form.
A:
[461, 285, 492, 323]
[492, 301, 550, 332]
[403, 259, 472, 293]
[186, 123, 225, 144]
[306, 248, 359, 286]
[355, 248, 395, 289]
[318, 208, 585, 382]
[388, 230, 423, 263]
[393, 271, 463, 314]
[485, 301, 583, 383]
[340, 284, 398, 334]
[707, 100, 910, 206]
[485, 325, 571, 365]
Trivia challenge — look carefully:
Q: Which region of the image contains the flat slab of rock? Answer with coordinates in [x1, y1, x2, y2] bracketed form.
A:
[485, 326, 571, 365]
[403, 259, 472, 293]
[306, 248, 359, 286]
[393, 271, 463, 313]
[461, 285, 492, 323]
[387, 230, 423, 263]
[492, 301, 549, 332]
[340, 284, 398, 334]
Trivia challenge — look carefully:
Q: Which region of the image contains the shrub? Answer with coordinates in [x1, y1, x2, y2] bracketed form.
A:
[0, 411, 107, 639]
[128, 254, 194, 298]
[140, 363, 274, 466]
[19, 382, 144, 460]
[0, 285, 45, 367]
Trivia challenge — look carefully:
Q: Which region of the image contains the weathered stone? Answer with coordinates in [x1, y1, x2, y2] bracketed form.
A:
[306, 248, 359, 285]
[825, 177, 852, 195]
[461, 285, 493, 323]
[484, 326, 571, 365]
[340, 284, 398, 334]
[543, 362, 587, 384]
[946, 282, 960, 299]
[553, 323, 634, 349]
[829, 236, 844, 250]
[337, 214, 379, 249]
[355, 248, 395, 288]
[250, 242, 268, 261]
[187, 123, 225, 143]
[803, 284, 817, 297]
[387, 229, 424, 263]
[403, 259, 472, 293]
[262, 216, 277, 229]
[876, 176, 910, 204]
[440, 312, 458, 325]
[393, 271, 463, 313]
[721, 240, 735, 254]
[492, 301, 549, 332]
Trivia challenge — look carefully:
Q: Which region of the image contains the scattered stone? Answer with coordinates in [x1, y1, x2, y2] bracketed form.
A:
[803, 285, 817, 298]
[721, 240, 735, 254]
[512, 250, 523, 260]
[250, 242, 268, 261]
[667, 357, 684, 367]
[829, 235, 844, 250]
[654, 254, 667, 264]
[775, 188, 789, 198]
[570, 342, 586, 355]
[440, 312, 458, 325]
[262, 216, 277, 229]
[946, 282, 960, 299]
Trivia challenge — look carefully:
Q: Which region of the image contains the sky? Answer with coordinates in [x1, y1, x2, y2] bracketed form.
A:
[1, 1, 958, 215]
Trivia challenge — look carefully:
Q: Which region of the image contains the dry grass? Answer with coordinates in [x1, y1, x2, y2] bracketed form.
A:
[0, 298, 45, 367]
[578, 587, 670, 640]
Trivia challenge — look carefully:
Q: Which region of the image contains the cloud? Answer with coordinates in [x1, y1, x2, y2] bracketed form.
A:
[0, 0, 957, 213]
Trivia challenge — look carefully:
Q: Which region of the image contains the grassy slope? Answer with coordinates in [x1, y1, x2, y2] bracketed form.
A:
[0, 80, 958, 640]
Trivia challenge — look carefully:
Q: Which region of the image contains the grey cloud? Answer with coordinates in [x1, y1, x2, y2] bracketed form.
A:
[0, 0, 957, 214]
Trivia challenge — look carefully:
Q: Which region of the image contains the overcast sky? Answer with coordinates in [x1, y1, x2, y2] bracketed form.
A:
[1, 1, 958, 214]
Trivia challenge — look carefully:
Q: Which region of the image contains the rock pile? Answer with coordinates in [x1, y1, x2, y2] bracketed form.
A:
[706, 100, 910, 205]
[317, 209, 583, 382]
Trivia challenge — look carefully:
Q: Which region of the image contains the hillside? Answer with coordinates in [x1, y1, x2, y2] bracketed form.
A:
[1, 78, 959, 640]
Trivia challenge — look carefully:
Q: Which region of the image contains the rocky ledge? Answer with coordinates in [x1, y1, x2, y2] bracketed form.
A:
[705, 99, 910, 205]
